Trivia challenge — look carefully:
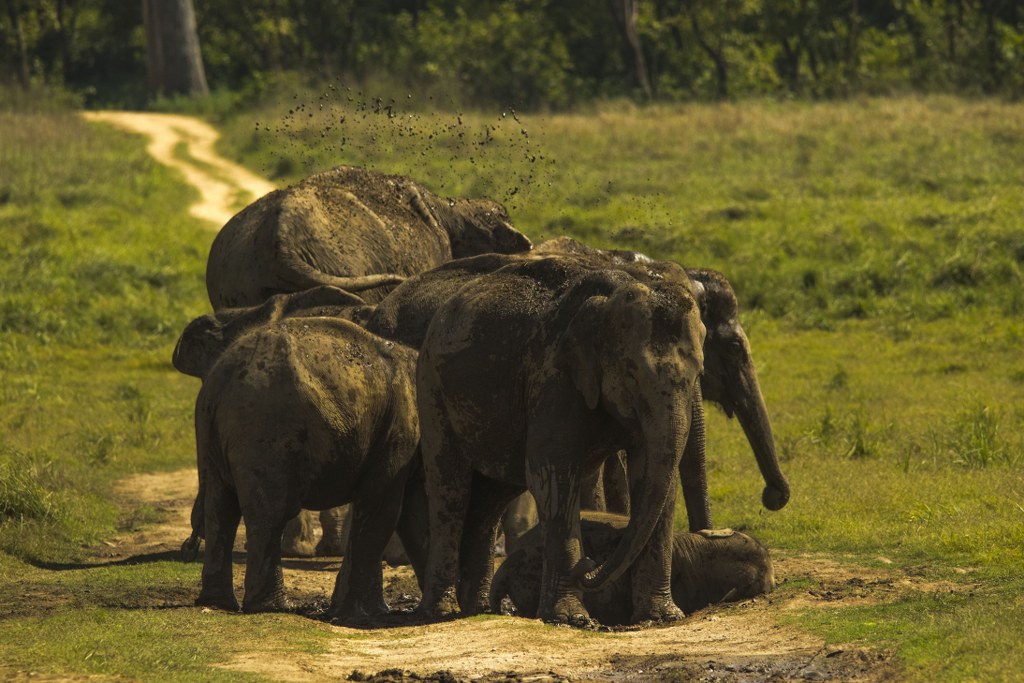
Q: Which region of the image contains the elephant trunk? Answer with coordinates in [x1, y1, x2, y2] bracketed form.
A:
[679, 384, 711, 531]
[576, 393, 690, 592]
[734, 364, 789, 511]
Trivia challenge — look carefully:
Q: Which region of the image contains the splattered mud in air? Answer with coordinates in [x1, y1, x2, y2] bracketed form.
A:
[19, 468, 960, 681]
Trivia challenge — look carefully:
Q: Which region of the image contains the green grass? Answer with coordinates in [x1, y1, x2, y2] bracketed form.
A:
[0, 603, 330, 681]
[0, 96, 213, 562]
[2, 87, 1024, 679]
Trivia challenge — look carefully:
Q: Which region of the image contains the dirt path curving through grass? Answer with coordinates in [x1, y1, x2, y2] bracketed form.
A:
[81, 111, 276, 228]
[102, 469, 920, 682]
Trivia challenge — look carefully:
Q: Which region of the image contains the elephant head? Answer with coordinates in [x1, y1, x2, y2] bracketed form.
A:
[172, 285, 371, 379]
[562, 275, 707, 592]
[673, 528, 776, 612]
[686, 269, 790, 512]
[428, 196, 532, 258]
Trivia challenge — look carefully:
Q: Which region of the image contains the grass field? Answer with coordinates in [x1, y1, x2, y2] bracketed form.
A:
[1, 89, 1023, 680]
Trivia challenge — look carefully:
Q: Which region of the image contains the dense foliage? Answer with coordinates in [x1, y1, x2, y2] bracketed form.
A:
[3, 1, 1023, 107]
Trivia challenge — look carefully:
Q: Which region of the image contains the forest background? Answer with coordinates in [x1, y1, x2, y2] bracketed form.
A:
[4, 0, 1024, 108]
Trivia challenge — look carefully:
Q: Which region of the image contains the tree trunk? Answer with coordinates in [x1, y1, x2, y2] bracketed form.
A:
[142, 0, 209, 98]
[607, 0, 654, 99]
[622, 0, 653, 99]
[5, 0, 31, 91]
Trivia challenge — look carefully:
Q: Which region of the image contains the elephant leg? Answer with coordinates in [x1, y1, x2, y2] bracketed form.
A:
[629, 472, 684, 623]
[326, 491, 401, 622]
[395, 463, 429, 589]
[418, 431, 474, 618]
[239, 480, 296, 613]
[580, 466, 606, 512]
[195, 473, 241, 611]
[500, 492, 538, 557]
[458, 475, 525, 615]
[528, 460, 589, 626]
[603, 450, 630, 516]
[281, 510, 317, 557]
[316, 505, 350, 557]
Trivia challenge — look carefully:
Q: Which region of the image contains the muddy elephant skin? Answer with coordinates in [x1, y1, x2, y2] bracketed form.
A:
[192, 314, 423, 620]
[536, 237, 790, 522]
[205, 165, 532, 309]
[173, 286, 383, 562]
[490, 512, 775, 624]
[416, 255, 707, 626]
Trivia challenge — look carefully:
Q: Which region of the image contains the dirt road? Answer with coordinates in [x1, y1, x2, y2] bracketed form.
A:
[81, 111, 276, 228]
[103, 469, 917, 682]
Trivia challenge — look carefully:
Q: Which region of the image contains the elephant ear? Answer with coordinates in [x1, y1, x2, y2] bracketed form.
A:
[558, 296, 607, 411]
[698, 528, 735, 539]
[172, 314, 225, 379]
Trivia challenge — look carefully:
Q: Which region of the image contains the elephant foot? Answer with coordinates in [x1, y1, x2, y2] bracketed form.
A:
[314, 538, 345, 557]
[326, 595, 389, 625]
[540, 595, 595, 629]
[416, 587, 461, 620]
[195, 589, 240, 612]
[180, 534, 202, 562]
[457, 580, 492, 617]
[242, 592, 294, 614]
[632, 598, 685, 625]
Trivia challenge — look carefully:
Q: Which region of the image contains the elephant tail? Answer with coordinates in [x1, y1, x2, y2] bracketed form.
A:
[181, 481, 204, 562]
[285, 265, 406, 295]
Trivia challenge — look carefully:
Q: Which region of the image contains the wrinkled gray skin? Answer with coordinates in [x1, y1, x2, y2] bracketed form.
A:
[173, 286, 376, 562]
[535, 237, 790, 524]
[416, 256, 707, 627]
[175, 289, 428, 620]
[368, 238, 788, 546]
[205, 165, 532, 309]
[490, 512, 775, 624]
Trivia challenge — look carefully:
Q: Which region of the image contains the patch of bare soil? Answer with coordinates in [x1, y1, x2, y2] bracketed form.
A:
[91, 470, 927, 681]
[81, 111, 276, 228]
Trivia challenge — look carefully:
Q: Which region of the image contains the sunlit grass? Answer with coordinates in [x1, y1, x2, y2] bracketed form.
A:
[2, 89, 1023, 679]
[0, 102, 211, 564]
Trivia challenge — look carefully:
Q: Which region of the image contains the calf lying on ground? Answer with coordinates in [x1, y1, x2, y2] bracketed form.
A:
[490, 511, 775, 625]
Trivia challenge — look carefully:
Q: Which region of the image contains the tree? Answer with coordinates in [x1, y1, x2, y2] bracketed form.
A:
[5, 0, 31, 90]
[142, 0, 208, 97]
[608, 0, 654, 98]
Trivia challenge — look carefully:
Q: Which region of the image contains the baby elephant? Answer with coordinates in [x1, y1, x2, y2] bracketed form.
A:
[490, 512, 775, 625]
[192, 311, 422, 621]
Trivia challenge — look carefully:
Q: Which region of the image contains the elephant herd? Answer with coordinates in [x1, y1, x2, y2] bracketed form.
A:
[172, 165, 789, 627]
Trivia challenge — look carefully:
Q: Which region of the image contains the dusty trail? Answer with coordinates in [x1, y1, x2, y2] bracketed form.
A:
[81, 111, 276, 228]
[105, 469, 920, 682]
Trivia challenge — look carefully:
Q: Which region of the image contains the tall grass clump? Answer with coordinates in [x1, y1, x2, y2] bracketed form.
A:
[0, 446, 62, 523]
[945, 404, 1015, 469]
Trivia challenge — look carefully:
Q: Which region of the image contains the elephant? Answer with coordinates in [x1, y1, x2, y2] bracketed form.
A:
[205, 165, 533, 309]
[185, 308, 427, 619]
[172, 286, 375, 561]
[415, 255, 707, 626]
[366, 238, 788, 544]
[534, 237, 790, 521]
[490, 511, 775, 623]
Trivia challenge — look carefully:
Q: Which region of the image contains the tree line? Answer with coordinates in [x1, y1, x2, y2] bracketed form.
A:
[3, 0, 1023, 108]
